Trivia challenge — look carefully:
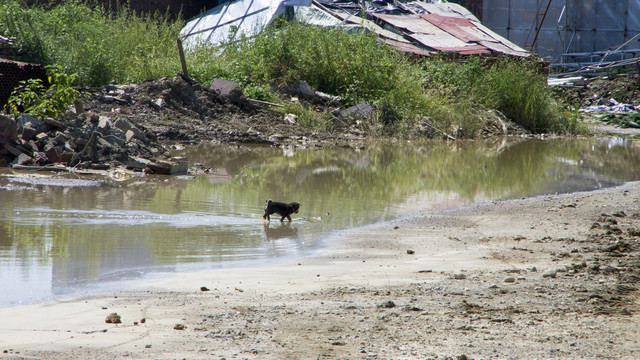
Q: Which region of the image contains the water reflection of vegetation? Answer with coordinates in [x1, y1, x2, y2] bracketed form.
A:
[176, 139, 640, 223]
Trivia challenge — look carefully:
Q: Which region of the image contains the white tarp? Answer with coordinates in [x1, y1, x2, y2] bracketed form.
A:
[181, 0, 312, 49]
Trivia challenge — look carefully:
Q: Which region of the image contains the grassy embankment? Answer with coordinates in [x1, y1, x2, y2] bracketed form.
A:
[0, 0, 579, 136]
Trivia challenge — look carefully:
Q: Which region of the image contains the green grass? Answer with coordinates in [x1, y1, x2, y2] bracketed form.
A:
[1, 0, 580, 136]
[1, 0, 183, 86]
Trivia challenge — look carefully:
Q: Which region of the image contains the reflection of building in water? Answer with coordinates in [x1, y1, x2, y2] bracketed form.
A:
[51, 237, 160, 294]
[263, 222, 299, 241]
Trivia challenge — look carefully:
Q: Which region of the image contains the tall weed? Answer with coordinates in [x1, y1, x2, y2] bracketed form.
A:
[0, 0, 183, 86]
[421, 58, 574, 133]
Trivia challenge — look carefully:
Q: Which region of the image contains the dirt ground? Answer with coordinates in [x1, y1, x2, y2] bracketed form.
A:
[1, 75, 640, 359]
[1, 180, 640, 359]
[81, 76, 371, 150]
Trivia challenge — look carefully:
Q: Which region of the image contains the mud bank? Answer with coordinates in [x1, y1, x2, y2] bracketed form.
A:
[1, 181, 639, 359]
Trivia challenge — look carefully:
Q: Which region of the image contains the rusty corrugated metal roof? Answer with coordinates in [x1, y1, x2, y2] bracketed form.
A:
[314, 0, 530, 57]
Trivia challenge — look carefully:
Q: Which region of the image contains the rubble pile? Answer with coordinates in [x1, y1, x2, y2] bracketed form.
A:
[0, 110, 170, 171]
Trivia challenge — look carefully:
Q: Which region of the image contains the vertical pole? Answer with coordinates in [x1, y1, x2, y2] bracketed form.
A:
[177, 38, 189, 79]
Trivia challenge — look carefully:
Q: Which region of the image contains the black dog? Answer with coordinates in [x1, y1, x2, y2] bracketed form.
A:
[263, 199, 300, 222]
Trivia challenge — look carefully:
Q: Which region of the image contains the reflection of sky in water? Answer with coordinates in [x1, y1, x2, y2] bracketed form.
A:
[1, 137, 640, 307]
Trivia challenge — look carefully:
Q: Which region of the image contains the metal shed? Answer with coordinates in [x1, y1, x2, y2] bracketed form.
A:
[478, 0, 640, 66]
[181, 0, 529, 58]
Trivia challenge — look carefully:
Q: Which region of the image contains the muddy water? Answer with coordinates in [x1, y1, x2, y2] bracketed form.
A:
[1, 137, 639, 307]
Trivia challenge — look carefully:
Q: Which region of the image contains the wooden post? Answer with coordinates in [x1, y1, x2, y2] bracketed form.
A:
[177, 38, 189, 78]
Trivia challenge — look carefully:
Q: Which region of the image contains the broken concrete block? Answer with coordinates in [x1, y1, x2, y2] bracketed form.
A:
[21, 125, 38, 141]
[35, 132, 49, 142]
[298, 81, 316, 98]
[0, 114, 17, 142]
[145, 157, 187, 175]
[125, 129, 135, 143]
[34, 152, 47, 165]
[98, 116, 111, 131]
[210, 78, 242, 97]
[59, 150, 75, 164]
[45, 147, 61, 163]
[126, 157, 149, 171]
[53, 132, 68, 145]
[10, 153, 34, 166]
[4, 143, 23, 156]
[340, 102, 375, 120]
[114, 118, 133, 132]
[17, 114, 47, 133]
[43, 117, 63, 128]
[151, 98, 165, 109]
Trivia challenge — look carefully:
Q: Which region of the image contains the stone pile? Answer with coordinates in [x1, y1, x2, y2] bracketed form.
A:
[0, 111, 170, 172]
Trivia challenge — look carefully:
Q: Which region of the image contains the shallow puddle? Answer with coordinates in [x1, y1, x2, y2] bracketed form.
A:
[1, 137, 639, 307]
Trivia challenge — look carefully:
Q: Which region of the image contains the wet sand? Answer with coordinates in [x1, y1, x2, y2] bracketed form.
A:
[1, 182, 640, 359]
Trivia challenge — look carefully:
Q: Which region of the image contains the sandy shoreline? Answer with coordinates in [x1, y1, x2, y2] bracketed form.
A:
[2, 182, 640, 359]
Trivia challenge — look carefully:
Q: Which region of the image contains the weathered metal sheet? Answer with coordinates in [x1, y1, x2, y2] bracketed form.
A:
[380, 38, 434, 56]
[480, 0, 509, 30]
[481, 0, 640, 64]
[373, 11, 528, 57]
[629, 0, 640, 32]
[595, 31, 624, 53]
[410, 2, 474, 18]
[472, 21, 528, 53]
[373, 14, 438, 34]
[421, 14, 483, 43]
[181, 0, 312, 48]
[318, 8, 412, 44]
[597, 0, 626, 31]
[408, 33, 476, 49]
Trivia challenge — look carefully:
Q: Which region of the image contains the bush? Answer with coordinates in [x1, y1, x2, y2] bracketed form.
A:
[421, 58, 577, 134]
[7, 65, 81, 119]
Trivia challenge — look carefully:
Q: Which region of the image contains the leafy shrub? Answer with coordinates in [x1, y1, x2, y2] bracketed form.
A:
[6, 65, 81, 118]
[421, 58, 576, 133]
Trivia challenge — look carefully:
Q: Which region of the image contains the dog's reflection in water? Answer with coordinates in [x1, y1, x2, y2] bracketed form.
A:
[263, 222, 299, 241]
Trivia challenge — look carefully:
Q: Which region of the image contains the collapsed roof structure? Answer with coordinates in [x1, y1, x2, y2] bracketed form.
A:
[180, 0, 530, 58]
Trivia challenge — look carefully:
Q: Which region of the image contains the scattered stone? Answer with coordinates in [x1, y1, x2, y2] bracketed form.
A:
[612, 211, 627, 217]
[453, 273, 466, 280]
[105, 313, 122, 324]
[378, 301, 396, 308]
[543, 270, 557, 278]
[503, 277, 516, 283]
[406, 249, 415, 255]
[174, 323, 186, 330]
[200, 286, 210, 291]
